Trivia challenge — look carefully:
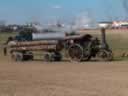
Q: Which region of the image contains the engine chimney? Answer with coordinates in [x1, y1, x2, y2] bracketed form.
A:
[101, 28, 108, 49]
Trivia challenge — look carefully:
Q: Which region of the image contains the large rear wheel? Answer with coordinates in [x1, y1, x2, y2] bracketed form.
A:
[68, 44, 84, 62]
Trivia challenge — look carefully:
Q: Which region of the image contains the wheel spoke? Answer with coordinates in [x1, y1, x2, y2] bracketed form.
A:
[68, 44, 83, 62]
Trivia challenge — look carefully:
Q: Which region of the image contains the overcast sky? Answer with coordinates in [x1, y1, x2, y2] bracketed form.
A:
[0, 0, 127, 24]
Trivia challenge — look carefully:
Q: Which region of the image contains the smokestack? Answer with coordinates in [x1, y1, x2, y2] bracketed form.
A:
[101, 28, 108, 49]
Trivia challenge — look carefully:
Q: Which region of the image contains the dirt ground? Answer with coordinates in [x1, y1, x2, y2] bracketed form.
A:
[0, 57, 128, 96]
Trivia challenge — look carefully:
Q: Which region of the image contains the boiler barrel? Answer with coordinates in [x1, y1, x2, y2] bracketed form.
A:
[101, 28, 108, 49]
[32, 33, 66, 40]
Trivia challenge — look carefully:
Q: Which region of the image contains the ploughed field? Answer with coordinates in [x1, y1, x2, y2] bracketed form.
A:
[0, 29, 128, 96]
[0, 58, 128, 96]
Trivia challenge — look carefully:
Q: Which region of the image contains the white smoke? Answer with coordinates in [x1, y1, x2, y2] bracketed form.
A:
[72, 12, 97, 29]
[52, 5, 62, 9]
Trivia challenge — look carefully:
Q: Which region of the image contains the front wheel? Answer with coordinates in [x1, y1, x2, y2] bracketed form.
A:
[96, 49, 113, 61]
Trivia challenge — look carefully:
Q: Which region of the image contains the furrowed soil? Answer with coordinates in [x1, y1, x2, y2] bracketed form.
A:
[0, 57, 128, 96]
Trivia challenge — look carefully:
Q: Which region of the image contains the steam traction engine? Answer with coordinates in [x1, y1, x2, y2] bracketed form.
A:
[7, 28, 113, 62]
[65, 28, 113, 61]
